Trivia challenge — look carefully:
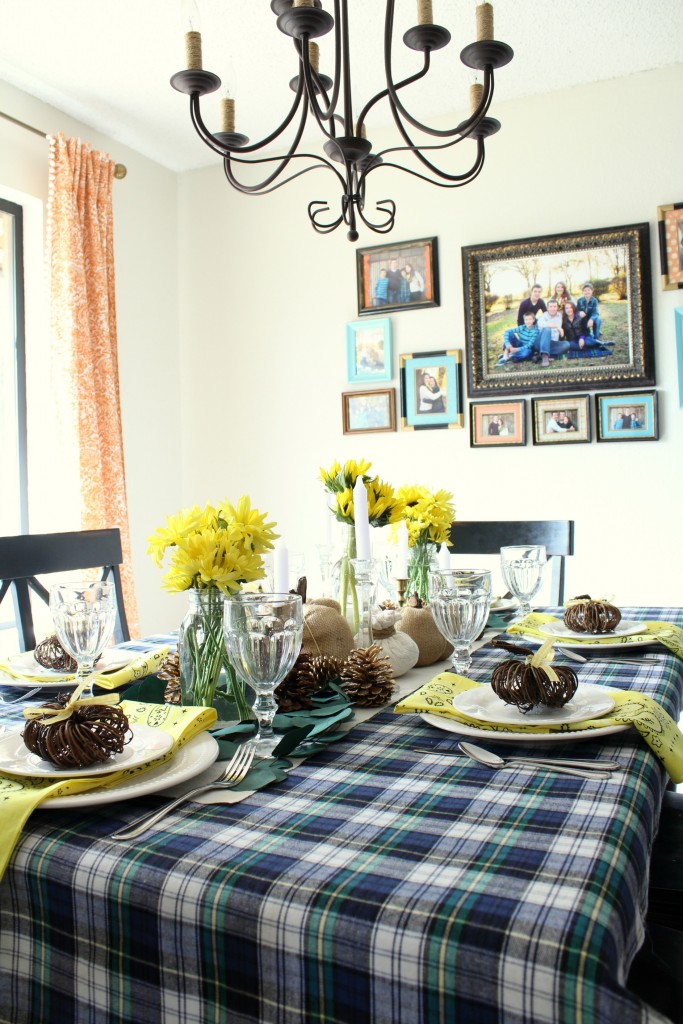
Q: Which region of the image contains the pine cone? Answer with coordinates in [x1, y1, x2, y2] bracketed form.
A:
[158, 651, 182, 705]
[340, 644, 395, 707]
[275, 652, 344, 712]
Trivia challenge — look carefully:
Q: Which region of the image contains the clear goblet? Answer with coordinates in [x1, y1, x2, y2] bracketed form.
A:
[428, 570, 492, 675]
[500, 545, 547, 619]
[49, 581, 117, 693]
[223, 593, 303, 759]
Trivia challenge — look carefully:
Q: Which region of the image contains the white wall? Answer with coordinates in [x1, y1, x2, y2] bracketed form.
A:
[177, 65, 683, 609]
[0, 79, 184, 632]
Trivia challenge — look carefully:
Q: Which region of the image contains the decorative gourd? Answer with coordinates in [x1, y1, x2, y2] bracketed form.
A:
[371, 607, 419, 677]
[396, 605, 452, 667]
[301, 598, 355, 661]
[23, 696, 131, 768]
[490, 639, 578, 712]
[563, 595, 622, 634]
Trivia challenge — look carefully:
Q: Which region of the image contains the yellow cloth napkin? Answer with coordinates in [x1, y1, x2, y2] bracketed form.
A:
[0, 648, 170, 690]
[506, 612, 683, 657]
[395, 672, 683, 782]
[0, 700, 217, 881]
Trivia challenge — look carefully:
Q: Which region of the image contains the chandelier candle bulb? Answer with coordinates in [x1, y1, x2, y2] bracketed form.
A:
[308, 41, 319, 73]
[476, 2, 494, 41]
[417, 0, 433, 25]
[353, 479, 371, 561]
[185, 31, 202, 70]
[293, 0, 316, 7]
[220, 97, 235, 134]
[469, 81, 484, 114]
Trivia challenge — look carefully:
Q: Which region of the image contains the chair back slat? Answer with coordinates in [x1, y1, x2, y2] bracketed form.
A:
[0, 530, 130, 651]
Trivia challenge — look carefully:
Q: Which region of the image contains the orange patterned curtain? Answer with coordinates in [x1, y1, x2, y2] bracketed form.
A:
[47, 132, 139, 635]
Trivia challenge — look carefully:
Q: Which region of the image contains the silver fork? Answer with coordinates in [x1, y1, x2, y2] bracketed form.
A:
[110, 742, 256, 841]
[556, 646, 660, 666]
[0, 686, 41, 705]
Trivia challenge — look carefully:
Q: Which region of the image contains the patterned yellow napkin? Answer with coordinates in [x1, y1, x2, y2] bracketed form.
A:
[395, 672, 683, 782]
[0, 700, 217, 881]
[506, 612, 683, 657]
[0, 648, 170, 690]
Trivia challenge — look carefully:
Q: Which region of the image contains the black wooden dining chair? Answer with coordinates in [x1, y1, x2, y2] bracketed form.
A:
[0, 529, 130, 651]
[448, 520, 575, 606]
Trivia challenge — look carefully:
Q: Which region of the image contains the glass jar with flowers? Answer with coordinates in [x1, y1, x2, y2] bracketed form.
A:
[394, 485, 456, 604]
[320, 459, 404, 632]
[147, 497, 277, 718]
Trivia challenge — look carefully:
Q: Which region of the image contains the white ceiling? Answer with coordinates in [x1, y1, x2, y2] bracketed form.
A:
[0, 0, 681, 173]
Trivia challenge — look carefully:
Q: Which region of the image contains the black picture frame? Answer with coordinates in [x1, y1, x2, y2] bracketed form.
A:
[462, 223, 655, 396]
[657, 203, 683, 290]
[356, 236, 439, 316]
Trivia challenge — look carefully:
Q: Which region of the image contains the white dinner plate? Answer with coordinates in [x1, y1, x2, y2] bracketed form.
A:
[451, 683, 615, 727]
[518, 632, 656, 652]
[538, 619, 647, 640]
[37, 732, 220, 809]
[2, 647, 138, 687]
[0, 723, 174, 778]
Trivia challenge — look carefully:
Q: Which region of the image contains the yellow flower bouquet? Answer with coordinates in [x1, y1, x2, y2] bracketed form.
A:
[320, 459, 404, 629]
[395, 485, 455, 603]
[148, 497, 277, 715]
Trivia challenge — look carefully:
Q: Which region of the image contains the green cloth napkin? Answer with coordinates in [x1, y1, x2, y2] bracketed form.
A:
[395, 672, 683, 782]
[506, 612, 683, 657]
[0, 700, 217, 881]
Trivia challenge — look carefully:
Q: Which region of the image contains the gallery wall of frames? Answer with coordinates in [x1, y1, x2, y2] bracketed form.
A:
[342, 213, 682, 445]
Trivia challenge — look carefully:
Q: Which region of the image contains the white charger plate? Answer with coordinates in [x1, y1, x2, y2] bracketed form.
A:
[2, 647, 137, 687]
[0, 723, 173, 778]
[518, 631, 655, 653]
[538, 620, 647, 640]
[37, 732, 219, 809]
[491, 598, 518, 612]
[451, 683, 615, 727]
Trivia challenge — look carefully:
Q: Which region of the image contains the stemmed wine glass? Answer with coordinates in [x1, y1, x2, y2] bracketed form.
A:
[500, 545, 547, 619]
[49, 581, 117, 694]
[223, 593, 303, 759]
[428, 569, 492, 675]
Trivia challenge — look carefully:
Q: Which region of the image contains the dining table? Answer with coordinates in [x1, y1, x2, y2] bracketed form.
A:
[0, 605, 681, 1024]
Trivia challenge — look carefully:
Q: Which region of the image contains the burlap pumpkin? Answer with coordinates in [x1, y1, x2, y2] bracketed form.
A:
[372, 607, 419, 677]
[396, 606, 453, 667]
[301, 598, 355, 661]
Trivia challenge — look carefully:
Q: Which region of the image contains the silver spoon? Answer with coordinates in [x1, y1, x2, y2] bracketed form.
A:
[457, 741, 617, 779]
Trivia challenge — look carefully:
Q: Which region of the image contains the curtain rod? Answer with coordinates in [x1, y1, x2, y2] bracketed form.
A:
[0, 110, 128, 179]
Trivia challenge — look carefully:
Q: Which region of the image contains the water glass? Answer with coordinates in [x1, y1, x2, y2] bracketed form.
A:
[49, 581, 117, 690]
[428, 570, 492, 675]
[224, 593, 303, 758]
[500, 545, 546, 618]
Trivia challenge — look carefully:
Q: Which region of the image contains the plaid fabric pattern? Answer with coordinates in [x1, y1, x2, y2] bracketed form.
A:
[1, 608, 681, 1024]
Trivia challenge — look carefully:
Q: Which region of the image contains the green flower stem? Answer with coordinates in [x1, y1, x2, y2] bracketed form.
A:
[408, 541, 437, 605]
[339, 527, 359, 634]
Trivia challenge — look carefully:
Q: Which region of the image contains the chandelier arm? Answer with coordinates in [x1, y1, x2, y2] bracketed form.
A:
[363, 145, 487, 190]
[356, 199, 396, 234]
[298, 39, 343, 142]
[223, 150, 347, 197]
[384, 0, 494, 140]
[293, 28, 341, 128]
[308, 201, 345, 234]
[356, 58, 431, 138]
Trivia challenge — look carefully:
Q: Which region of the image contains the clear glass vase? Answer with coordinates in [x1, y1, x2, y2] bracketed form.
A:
[178, 588, 251, 720]
[333, 523, 360, 633]
[407, 541, 439, 605]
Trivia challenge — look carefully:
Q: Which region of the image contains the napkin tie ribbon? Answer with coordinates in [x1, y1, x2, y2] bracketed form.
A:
[22, 675, 120, 725]
[528, 637, 559, 682]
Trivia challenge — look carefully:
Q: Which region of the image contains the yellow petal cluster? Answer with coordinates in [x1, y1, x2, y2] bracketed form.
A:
[321, 458, 404, 528]
[395, 485, 455, 546]
[147, 497, 277, 595]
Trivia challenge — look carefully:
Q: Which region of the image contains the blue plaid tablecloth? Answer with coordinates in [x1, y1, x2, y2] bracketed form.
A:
[0, 608, 681, 1024]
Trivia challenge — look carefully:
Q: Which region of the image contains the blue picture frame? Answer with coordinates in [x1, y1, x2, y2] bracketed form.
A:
[346, 318, 392, 383]
[399, 349, 463, 430]
[676, 308, 683, 408]
[595, 390, 658, 441]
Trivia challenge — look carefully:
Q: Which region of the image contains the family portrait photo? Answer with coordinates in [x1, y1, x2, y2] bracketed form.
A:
[356, 237, 439, 315]
[463, 224, 654, 395]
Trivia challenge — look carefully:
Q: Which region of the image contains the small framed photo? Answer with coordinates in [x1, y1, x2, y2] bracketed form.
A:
[676, 308, 683, 409]
[595, 390, 658, 442]
[342, 388, 396, 434]
[470, 399, 526, 447]
[346, 318, 392, 383]
[532, 394, 591, 445]
[657, 203, 683, 290]
[399, 350, 463, 431]
[356, 236, 439, 316]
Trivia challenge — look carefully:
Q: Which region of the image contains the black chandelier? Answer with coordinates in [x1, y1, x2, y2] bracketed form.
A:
[171, 0, 513, 241]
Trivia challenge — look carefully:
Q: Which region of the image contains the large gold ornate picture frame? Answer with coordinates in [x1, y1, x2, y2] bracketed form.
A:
[462, 223, 655, 396]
